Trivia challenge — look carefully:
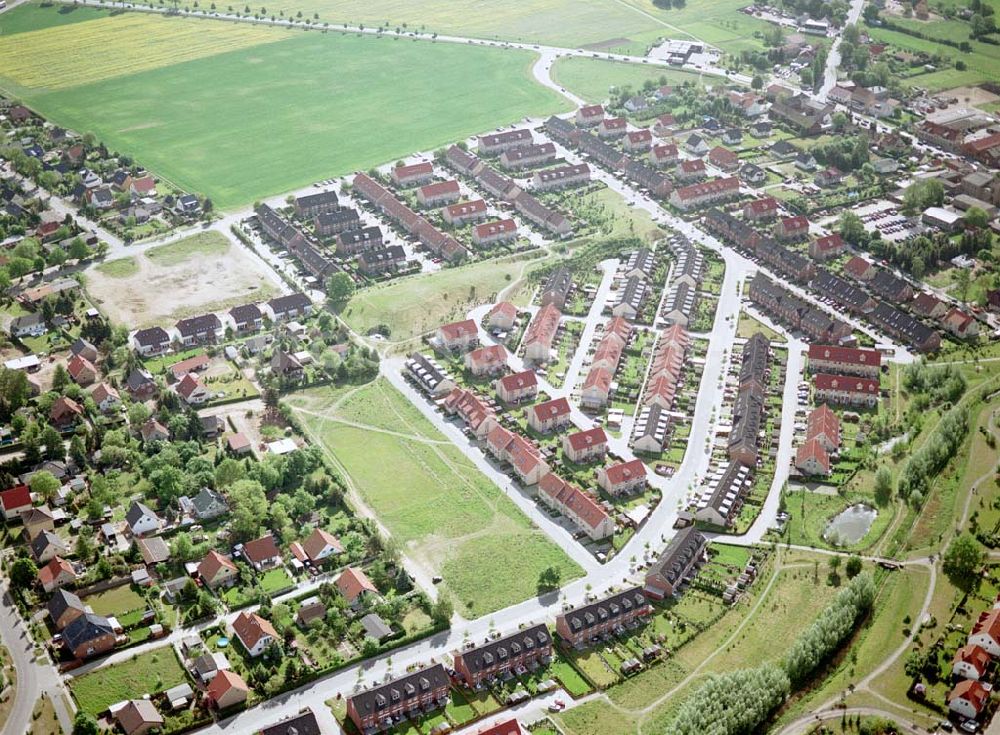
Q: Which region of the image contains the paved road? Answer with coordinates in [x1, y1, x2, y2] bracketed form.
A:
[817, 0, 868, 101]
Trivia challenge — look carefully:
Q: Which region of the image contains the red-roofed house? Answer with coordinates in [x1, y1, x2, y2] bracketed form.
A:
[242, 535, 282, 571]
[523, 304, 561, 362]
[795, 438, 830, 476]
[486, 302, 518, 332]
[774, 215, 810, 241]
[598, 117, 627, 139]
[232, 611, 278, 657]
[130, 176, 157, 198]
[744, 197, 779, 222]
[198, 550, 239, 588]
[472, 219, 518, 247]
[38, 555, 77, 593]
[527, 397, 572, 434]
[708, 146, 739, 172]
[943, 307, 980, 339]
[176, 373, 210, 405]
[436, 319, 479, 353]
[597, 459, 647, 496]
[813, 373, 880, 408]
[50, 397, 83, 429]
[970, 609, 1000, 656]
[336, 567, 379, 607]
[625, 129, 653, 152]
[947, 679, 990, 719]
[809, 233, 846, 261]
[391, 162, 434, 187]
[91, 382, 120, 412]
[676, 159, 706, 182]
[912, 292, 947, 319]
[807, 404, 840, 453]
[475, 718, 527, 735]
[486, 426, 550, 485]
[0, 484, 32, 520]
[953, 644, 991, 681]
[576, 104, 604, 126]
[67, 355, 97, 386]
[844, 256, 876, 281]
[650, 143, 680, 168]
[300, 528, 343, 563]
[443, 199, 488, 226]
[443, 387, 497, 438]
[464, 344, 507, 377]
[580, 367, 613, 409]
[207, 670, 250, 710]
[807, 344, 882, 379]
[538, 474, 613, 541]
[496, 370, 538, 404]
[417, 180, 461, 208]
[562, 427, 608, 463]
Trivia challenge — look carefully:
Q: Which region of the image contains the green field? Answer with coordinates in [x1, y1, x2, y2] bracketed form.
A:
[94, 256, 139, 279]
[146, 230, 230, 266]
[865, 22, 1000, 90]
[286, 378, 584, 617]
[340, 252, 544, 342]
[69, 648, 187, 715]
[0, 2, 106, 35]
[550, 57, 712, 103]
[0, 5, 568, 209]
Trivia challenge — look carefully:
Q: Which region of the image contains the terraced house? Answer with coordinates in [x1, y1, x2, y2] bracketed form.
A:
[346, 664, 451, 734]
[555, 588, 652, 647]
[644, 527, 707, 599]
[452, 623, 552, 687]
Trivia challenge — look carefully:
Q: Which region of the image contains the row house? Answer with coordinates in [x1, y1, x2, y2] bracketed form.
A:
[523, 303, 561, 362]
[632, 402, 669, 453]
[794, 403, 840, 476]
[642, 325, 689, 410]
[576, 105, 604, 127]
[728, 384, 765, 467]
[452, 624, 552, 688]
[269, 293, 312, 322]
[496, 370, 538, 404]
[807, 344, 881, 379]
[256, 204, 307, 251]
[702, 207, 763, 250]
[478, 129, 533, 155]
[347, 665, 450, 734]
[229, 303, 263, 334]
[868, 302, 941, 353]
[813, 372, 880, 408]
[748, 274, 852, 343]
[500, 143, 557, 170]
[474, 164, 520, 201]
[562, 427, 608, 464]
[795, 438, 831, 476]
[336, 226, 383, 257]
[358, 246, 407, 276]
[650, 143, 681, 168]
[391, 162, 435, 187]
[472, 219, 518, 247]
[644, 527, 707, 598]
[443, 199, 488, 226]
[533, 163, 591, 192]
[581, 367, 613, 409]
[912, 291, 948, 320]
[294, 189, 340, 218]
[176, 314, 223, 346]
[744, 196, 779, 222]
[575, 130, 627, 171]
[555, 588, 651, 647]
[869, 269, 914, 304]
[486, 425, 549, 485]
[527, 396, 572, 434]
[405, 352, 456, 397]
[314, 208, 360, 237]
[131, 326, 171, 357]
[596, 458, 647, 496]
[774, 215, 809, 241]
[624, 129, 653, 153]
[443, 387, 497, 438]
[444, 144, 484, 177]
[669, 177, 740, 211]
[538, 473, 614, 541]
[693, 461, 752, 527]
[598, 117, 627, 139]
[756, 239, 815, 283]
[676, 159, 706, 182]
[541, 268, 573, 310]
[544, 115, 582, 148]
[436, 319, 479, 353]
[810, 269, 876, 316]
[464, 344, 508, 377]
[624, 160, 673, 198]
[624, 248, 656, 280]
[612, 275, 647, 320]
[514, 192, 572, 237]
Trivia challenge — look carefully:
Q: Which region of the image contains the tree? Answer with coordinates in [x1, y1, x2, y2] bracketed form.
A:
[943, 533, 985, 590]
[229, 479, 268, 540]
[29, 470, 60, 503]
[839, 211, 866, 245]
[430, 596, 453, 626]
[361, 636, 379, 657]
[72, 712, 100, 735]
[965, 206, 989, 229]
[845, 556, 863, 579]
[326, 272, 356, 303]
[874, 466, 893, 506]
[127, 402, 150, 427]
[9, 557, 38, 589]
[51, 363, 71, 392]
[902, 178, 944, 215]
[172, 531, 196, 561]
[751, 74, 764, 90]
[537, 565, 562, 593]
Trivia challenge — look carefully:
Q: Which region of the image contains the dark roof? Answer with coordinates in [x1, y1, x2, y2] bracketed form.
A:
[125, 368, 155, 392]
[349, 664, 449, 716]
[260, 711, 322, 735]
[268, 293, 311, 315]
[175, 313, 222, 337]
[63, 612, 114, 651]
[646, 527, 706, 586]
[48, 588, 85, 621]
[455, 623, 549, 676]
[133, 326, 170, 347]
[296, 190, 339, 210]
[559, 587, 648, 635]
[316, 208, 360, 228]
[229, 303, 262, 324]
[126, 501, 159, 528]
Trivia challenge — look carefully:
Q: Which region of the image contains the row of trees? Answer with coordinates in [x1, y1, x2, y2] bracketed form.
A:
[902, 363, 967, 406]
[784, 573, 877, 685]
[897, 404, 969, 505]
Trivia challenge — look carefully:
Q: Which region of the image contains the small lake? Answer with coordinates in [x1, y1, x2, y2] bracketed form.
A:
[824, 504, 877, 546]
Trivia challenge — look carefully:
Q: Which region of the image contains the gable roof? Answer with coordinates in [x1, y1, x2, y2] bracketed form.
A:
[243, 534, 281, 564]
[207, 669, 249, 702]
[260, 711, 323, 735]
[232, 611, 278, 650]
[63, 612, 114, 651]
[198, 550, 237, 581]
[0, 484, 31, 512]
[529, 397, 571, 422]
[565, 427, 608, 452]
[602, 458, 646, 486]
[302, 527, 343, 560]
[126, 500, 160, 529]
[39, 556, 75, 587]
[336, 566, 377, 602]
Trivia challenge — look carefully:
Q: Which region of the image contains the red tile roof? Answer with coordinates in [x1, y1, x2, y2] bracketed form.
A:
[473, 219, 517, 239]
[336, 566, 377, 603]
[949, 679, 990, 714]
[207, 669, 249, 703]
[67, 354, 95, 380]
[301, 528, 342, 561]
[445, 199, 487, 218]
[565, 427, 608, 453]
[953, 644, 991, 676]
[498, 370, 537, 393]
[529, 397, 571, 422]
[476, 719, 526, 735]
[795, 438, 830, 474]
[807, 404, 840, 446]
[438, 319, 478, 342]
[579, 104, 604, 118]
[843, 256, 874, 279]
[393, 161, 434, 180]
[745, 197, 778, 215]
[419, 180, 461, 199]
[582, 367, 613, 393]
[813, 233, 844, 253]
[807, 344, 881, 369]
[176, 373, 205, 400]
[38, 556, 75, 587]
[0, 484, 31, 512]
[602, 459, 646, 486]
[538, 474, 610, 532]
[243, 535, 281, 565]
[232, 611, 278, 651]
[813, 373, 879, 395]
[198, 550, 237, 582]
[488, 301, 517, 322]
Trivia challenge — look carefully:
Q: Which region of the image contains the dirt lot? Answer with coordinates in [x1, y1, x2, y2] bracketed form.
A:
[83, 231, 285, 328]
[930, 85, 1000, 115]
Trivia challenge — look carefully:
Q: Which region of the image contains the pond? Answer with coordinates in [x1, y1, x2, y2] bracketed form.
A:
[824, 504, 877, 546]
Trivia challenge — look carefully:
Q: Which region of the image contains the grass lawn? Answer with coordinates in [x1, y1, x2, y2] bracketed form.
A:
[83, 585, 147, 624]
[736, 310, 785, 343]
[0, 8, 569, 209]
[258, 567, 294, 594]
[286, 379, 583, 617]
[574, 186, 666, 243]
[782, 488, 893, 552]
[69, 648, 187, 715]
[339, 252, 545, 342]
[549, 57, 711, 103]
[146, 230, 230, 266]
[94, 256, 139, 279]
[27, 694, 60, 735]
[621, 0, 777, 53]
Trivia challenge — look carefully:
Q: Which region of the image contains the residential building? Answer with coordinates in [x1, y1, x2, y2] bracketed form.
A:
[336, 226, 383, 257]
[478, 129, 533, 155]
[229, 303, 264, 334]
[809, 233, 846, 261]
[125, 501, 162, 536]
[813, 373, 880, 408]
[555, 588, 651, 646]
[0, 484, 32, 520]
[63, 612, 116, 659]
[232, 611, 278, 657]
[500, 143, 557, 170]
[391, 162, 434, 187]
[207, 670, 250, 710]
[540, 268, 573, 310]
[562, 427, 608, 463]
[472, 219, 518, 247]
[346, 665, 450, 734]
[417, 180, 461, 208]
[198, 550, 239, 588]
[693, 461, 752, 527]
[267, 293, 313, 322]
[496, 370, 538, 404]
[526, 397, 572, 433]
[532, 164, 590, 191]
[807, 344, 881, 379]
[314, 208, 360, 237]
[48, 588, 87, 630]
[596, 459, 647, 496]
[299, 527, 343, 563]
[486, 301, 518, 332]
[405, 353, 456, 397]
[132, 326, 171, 356]
[442, 199, 488, 226]
[669, 177, 740, 211]
[176, 314, 223, 346]
[243, 535, 282, 571]
[452, 624, 552, 687]
[523, 303, 561, 362]
[294, 190, 340, 218]
[176, 373, 210, 405]
[953, 644, 991, 681]
[464, 344, 507, 376]
[435, 319, 479, 353]
[576, 105, 604, 127]
[947, 679, 990, 720]
[538, 473, 614, 541]
[115, 700, 163, 735]
[644, 527, 707, 599]
[39, 556, 76, 593]
[485, 426, 550, 486]
[337, 566, 379, 607]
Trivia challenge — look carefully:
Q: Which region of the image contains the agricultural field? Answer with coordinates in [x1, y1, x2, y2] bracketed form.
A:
[83, 230, 282, 327]
[285, 378, 584, 617]
[550, 57, 710, 103]
[622, 0, 776, 54]
[69, 648, 188, 715]
[0, 2, 106, 35]
[0, 4, 569, 208]
[339, 251, 545, 343]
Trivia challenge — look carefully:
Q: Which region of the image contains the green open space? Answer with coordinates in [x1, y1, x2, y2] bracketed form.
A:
[286, 378, 583, 617]
[0, 7, 568, 209]
[621, 0, 776, 54]
[69, 648, 187, 715]
[0, 2, 107, 35]
[94, 256, 139, 279]
[549, 57, 711, 103]
[145, 230, 230, 266]
[339, 252, 544, 343]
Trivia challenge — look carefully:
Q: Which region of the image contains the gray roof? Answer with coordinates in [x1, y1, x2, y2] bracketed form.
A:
[349, 664, 449, 717]
[48, 588, 85, 621]
[63, 612, 113, 651]
[361, 613, 393, 641]
[260, 711, 322, 735]
[126, 501, 160, 529]
[454, 623, 549, 675]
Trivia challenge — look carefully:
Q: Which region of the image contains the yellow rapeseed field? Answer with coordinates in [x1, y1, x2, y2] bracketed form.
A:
[0, 13, 285, 90]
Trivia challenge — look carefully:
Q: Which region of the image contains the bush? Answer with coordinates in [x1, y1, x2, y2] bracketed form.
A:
[667, 664, 790, 735]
